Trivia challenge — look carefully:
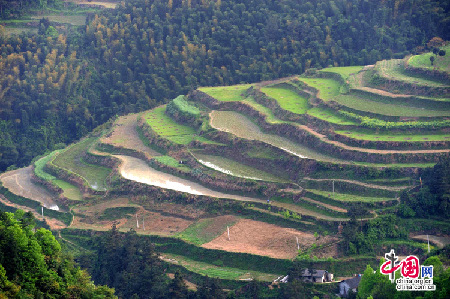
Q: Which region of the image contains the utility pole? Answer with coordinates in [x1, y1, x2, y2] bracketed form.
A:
[296, 237, 300, 251]
[136, 214, 139, 229]
[227, 226, 230, 241]
[143, 217, 145, 231]
[41, 206, 44, 217]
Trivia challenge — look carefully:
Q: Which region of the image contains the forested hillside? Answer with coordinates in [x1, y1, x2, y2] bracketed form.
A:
[0, 210, 116, 298]
[1, 0, 449, 171]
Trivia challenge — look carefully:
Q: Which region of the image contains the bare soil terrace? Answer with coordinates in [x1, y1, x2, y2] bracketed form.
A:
[0, 166, 60, 209]
[101, 113, 161, 158]
[202, 219, 339, 259]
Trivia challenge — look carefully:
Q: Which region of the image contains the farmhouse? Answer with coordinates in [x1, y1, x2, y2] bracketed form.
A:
[301, 269, 334, 283]
[338, 275, 362, 297]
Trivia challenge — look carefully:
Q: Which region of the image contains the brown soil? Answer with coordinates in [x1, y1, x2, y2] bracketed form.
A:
[202, 219, 339, 259]
[72, 198, 193, 236]
[101, 113, 161, 158]
[354, 86, 414, 98]
[0, 166, 59, 209]
[0, 195, 66, 230]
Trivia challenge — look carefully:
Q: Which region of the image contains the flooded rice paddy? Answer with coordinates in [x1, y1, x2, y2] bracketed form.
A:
[209, 111, 343, 162]
[193, 153, 288, 183]
[115, 155, 261, 202]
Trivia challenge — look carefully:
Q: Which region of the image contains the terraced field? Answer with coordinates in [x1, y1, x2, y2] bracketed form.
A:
[336, 129, 450, 142]
[307, 107, 357, 125]
[34, 151, 83, 201]
[333, 94, 450, 117]
[260, 86, 309, 114]
[52, 138, 111, 190]
[192, 152, 289, 183]
[296, 77, 341, 100]
[2, 56, 449, 288]
[375, 59, 448, 87]
[143, 105, 216, 144]
[407, 45, 450, 73]
[209, 110, 344, 162]
[319, 66, 365, 80]
[198, 84, 252, 101]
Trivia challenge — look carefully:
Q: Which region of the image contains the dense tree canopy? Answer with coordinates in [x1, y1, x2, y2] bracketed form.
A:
[0, 210, 116, 298]
[0, 0, 449, 170]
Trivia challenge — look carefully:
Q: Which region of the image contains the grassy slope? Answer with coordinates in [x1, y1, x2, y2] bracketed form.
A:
[307, 107, 358, 125]
[34, 150, 82, 201]
[333, 94, 449, 117]
[260, 86, 309, 114]
[198, 84, 252, 101]
[144, 105, 215, 145]
[319, 66, 365, 80]
[52, 138, 111, 190]
[375, 59, 448, 87]
[336, 129, 450, 142]
[307, 189, 394, 203]
[407, 45, 450, 73]
[297, 77, 341, 101]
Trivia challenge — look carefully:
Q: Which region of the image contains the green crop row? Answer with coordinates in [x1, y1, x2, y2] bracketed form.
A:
[168, 95, 200, 115]
[338, 110, 450, 129]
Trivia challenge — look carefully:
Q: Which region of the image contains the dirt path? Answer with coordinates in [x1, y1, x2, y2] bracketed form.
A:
[101, 113, 161, 158]
[0, 167, 59, 210]
[202, 219, 340, 259]
[303, 178, 410, 192]
[353, 87, 414, 98]
[411, 235, 450, 249]
[115, 155, 348, 221]
[0, 195, 66, 230]
[301, 197, 347, 213]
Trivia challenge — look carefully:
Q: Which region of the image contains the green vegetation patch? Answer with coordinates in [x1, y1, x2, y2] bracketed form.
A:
[307, 107, 358, 125]
[319, 66, 365, 80]
[177, 217, 238, 245]
[144, 106, 216, 145]
[198, 84, 252, 101]
[260, 86, 309, 114]
[334, 94, 449, 117]
[34, 150, 61, 181]
[169, 95, 200, 115]
[52, 138, 111, 190]
[307, 189, 393, 203]
[374, 59, 448, 87]
[99, 207, 139, 221]
[297, 77, 342, 101]
[30, 15, 87, 26]
[34, 151, 83, 201]
[153, 155, 191, 172]
[336, 129, 450, 142]
[407, 46, 450, 73]
[162, 253, 277, 281]
[53, 180, 82, 201]
[242, 97, 287, 124]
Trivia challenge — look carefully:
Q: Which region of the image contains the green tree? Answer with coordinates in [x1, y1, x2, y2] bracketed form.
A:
[169, 271, 188, 298]
[0, 210, 116, 298]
